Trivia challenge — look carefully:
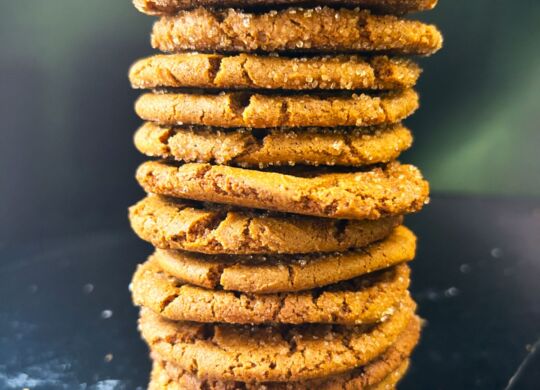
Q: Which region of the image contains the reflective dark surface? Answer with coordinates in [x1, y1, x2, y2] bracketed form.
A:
[1, 196, 539, 389]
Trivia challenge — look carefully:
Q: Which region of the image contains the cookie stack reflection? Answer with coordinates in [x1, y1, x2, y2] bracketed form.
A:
[128, 0, 441, 388]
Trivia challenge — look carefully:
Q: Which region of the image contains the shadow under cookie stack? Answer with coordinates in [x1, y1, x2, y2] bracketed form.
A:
[128, 0, 442, 388]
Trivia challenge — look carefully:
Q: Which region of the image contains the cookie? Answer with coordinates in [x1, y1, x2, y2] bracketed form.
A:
[138, 297, 416, 382]
[129, 54, 421, 91]
[153, 226, 416, 293]
[134, 122, 413, 168]
[151, 363, 410, 390]
[151, 7, 442, 55]
[129, 195, 402, 254]
[132, 257, 410, 324]
[370, 361, 409, 390]
[135, 161, 430, 220]
[134, 89, 418, 128]
[149, 317, 416, 389]
[134, 0, 437, 15]
[150, 359, 410, 390]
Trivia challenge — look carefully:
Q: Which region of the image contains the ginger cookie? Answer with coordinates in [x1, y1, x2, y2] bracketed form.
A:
[135, 0, 437, 15]
[148, 316, 418, 389]
[129, 195, 402, 254]
[138, 297, 416, 382]
[151, 7, 442, 55]
[153, 226, 416, 293]
[134, 122, 413, 168]
[135, 161, 430, 220]
[129, 54, 421, 91]
[151, 360, 410, 390]
[132, 257, 410, 324]
[134, 89, 418, 128]
[370, 360, 409, 389]
[150, 359, 410, 390]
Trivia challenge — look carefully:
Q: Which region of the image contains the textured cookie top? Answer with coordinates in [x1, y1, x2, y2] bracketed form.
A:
[153, 226, 416, 293]
[136, 161, 430, 220]
[151, 7, 442, 55]
[129, 195, 402, 254]
[134, 89, 418, 128]
[129, 54, 421, 91]
[150, 325, 415, 389]
[134, 123, 413, 168]
[135, 0, 437, 15]
[132, 257, 410, 324]
[139, 298, 416, 382]
[150, 359, 411, 390]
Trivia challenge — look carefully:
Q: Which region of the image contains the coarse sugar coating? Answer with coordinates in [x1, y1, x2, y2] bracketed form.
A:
[128, 195, 403, 254]
[135, 89, 418, 128]
[135, 161, 430, 220]
[132, 257, 410, 324]
[150, 7, 442, 55]
[129, 54, 421, 91]
[152, 226, 416, 293]
[134, 0, 437, 15]
[134, 122, 413, 168]
[138, 297, 417, 382]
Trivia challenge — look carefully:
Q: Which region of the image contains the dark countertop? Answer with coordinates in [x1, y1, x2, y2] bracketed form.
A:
[1, 195, 539, 389]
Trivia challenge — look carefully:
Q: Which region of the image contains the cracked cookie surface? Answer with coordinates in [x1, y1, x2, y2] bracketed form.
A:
[135, 161, 430, 219]
[152, 226, 415, 293]
[138, 297, 417, 382]
[135, 0, 437, 15]
[134, 122, 413, 168]
[135, 89, 418, 128]
[149, 326, 415, 389]
[151, 7, 442, 55]
[150, 360, 410, 390]
[132, 258, 410, 324]
[129, 195, 402, 254]
[130, 54, 421, 91]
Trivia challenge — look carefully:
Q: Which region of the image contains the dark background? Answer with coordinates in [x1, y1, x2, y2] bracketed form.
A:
[1, 1, 540, 389]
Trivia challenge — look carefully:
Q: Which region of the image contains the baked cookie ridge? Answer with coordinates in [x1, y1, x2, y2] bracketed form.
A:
[134, 88, 419, 128]
[129, 54, 421, 91]
[135, 161, 430, 219]
[151, 7, 443, 55]
[134, 122, 413, 168]
[129, 195, 403, 254]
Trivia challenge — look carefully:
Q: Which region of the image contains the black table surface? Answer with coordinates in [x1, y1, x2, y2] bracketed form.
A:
[1, 195, 539, 390]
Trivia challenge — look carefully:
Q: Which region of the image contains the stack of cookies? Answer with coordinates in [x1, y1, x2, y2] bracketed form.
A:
[128, 0, 442, 388]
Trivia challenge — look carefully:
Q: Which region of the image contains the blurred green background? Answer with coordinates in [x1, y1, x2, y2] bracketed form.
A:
[1, 1, 539, 241]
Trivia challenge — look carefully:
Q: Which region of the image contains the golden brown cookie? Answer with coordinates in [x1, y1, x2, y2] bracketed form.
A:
[134, 122, 413, 168]
[370, 361, 409, 390]
[148, 317, 417, 389]
[135, 0, 437, 15]
[150, 359, 409, 390]
[132, 257, 410, 324]
[153, 226, 416, 293]
[129, 54, 421, 91]
[151, 7, 442, 55]
[151, 360, 410, 390]
[135, 161, 430, 220]
[138, 297, 416, 382]
[129, 195, 402, 254]
[134, 89, 418, 128]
